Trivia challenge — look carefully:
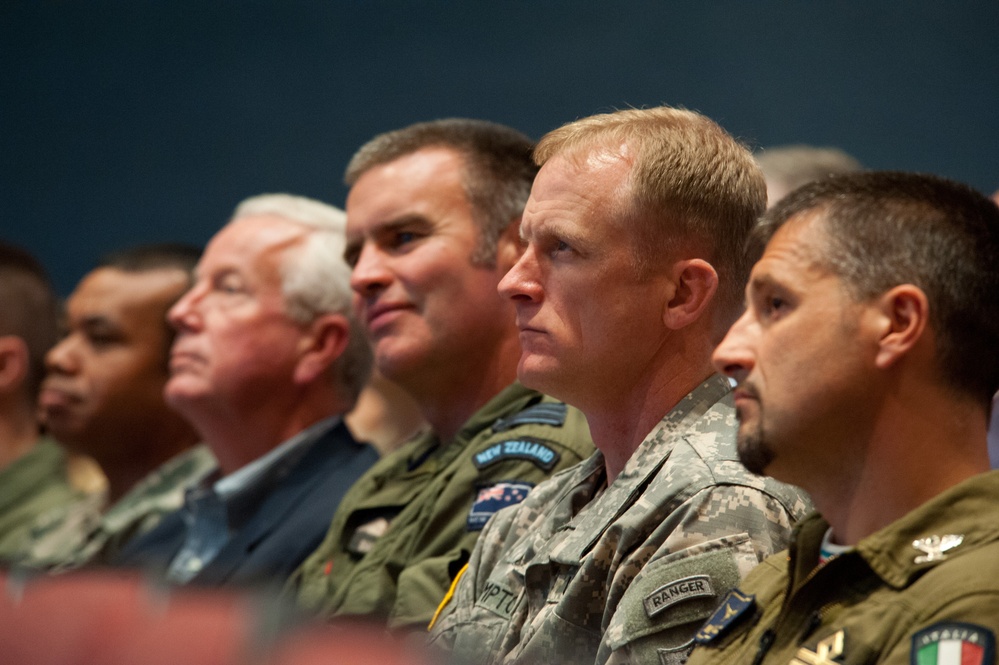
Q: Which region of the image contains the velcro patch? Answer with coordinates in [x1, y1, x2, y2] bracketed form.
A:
[346, 516, 392, 556]
[658, 641, 694, 665]
[473, 438, 561, 471]
[912, 622, 995, 665]
[694, 589, 755, 644]
[492, 402, 567, 431]
[466, 481, 533, 531]
[475, 579, 520, 619]
[644, 575, 716, 618]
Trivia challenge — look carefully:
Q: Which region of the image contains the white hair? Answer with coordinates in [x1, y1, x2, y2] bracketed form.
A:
[231, 193, 372, 403]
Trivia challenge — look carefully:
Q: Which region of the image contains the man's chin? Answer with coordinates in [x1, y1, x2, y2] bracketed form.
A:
[736, 429, 775, 477]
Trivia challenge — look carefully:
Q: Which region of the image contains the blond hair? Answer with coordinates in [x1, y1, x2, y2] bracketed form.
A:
[535, 107, 766, 321]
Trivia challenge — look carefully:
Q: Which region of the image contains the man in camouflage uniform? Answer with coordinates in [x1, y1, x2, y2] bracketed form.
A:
[428, 107, 812, 665]
[686, 173, 999, 665]
[0, 243, 86, 562]
[292, 119, 595, 629]
[22, 244, 212, 569]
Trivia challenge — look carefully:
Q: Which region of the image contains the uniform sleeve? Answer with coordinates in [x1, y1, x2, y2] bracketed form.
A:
[387, 435, 590, 631]
[877, 594, 999, 665]
[600, 484, 798, 665]
[426, 499, 523, 651]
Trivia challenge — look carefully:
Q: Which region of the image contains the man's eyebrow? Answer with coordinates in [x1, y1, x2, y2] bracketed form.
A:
[372, 214, 431, 234]
[520, 220, 587, 248]
[79, 314, 118, 332]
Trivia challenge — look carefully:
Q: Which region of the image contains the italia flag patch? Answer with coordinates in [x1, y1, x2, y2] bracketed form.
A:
[912, 622, 995, 665]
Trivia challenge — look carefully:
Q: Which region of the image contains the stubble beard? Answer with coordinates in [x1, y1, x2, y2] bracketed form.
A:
[736, 421, 775, 477]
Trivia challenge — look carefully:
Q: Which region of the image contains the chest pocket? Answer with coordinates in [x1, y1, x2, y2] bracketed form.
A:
[344, 507, 403, 558]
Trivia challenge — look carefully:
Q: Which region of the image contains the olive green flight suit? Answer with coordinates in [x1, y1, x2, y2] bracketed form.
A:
[687, 470, 999, 665]
[0, 438, 85, 561]
[292, 383, 594, 630]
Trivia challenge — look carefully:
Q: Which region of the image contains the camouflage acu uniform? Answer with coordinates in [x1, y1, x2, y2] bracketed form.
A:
[686, 470, 999, 665]
[17, 444, 216, 571]
[292, 383, 595, 630]
[0, 437, 85, 562]
[428, 376, 813, 665]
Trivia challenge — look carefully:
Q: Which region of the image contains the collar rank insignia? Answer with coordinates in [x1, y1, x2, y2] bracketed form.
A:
[791, 630, 845, 665]
[912, 622, 995, 665]
[694, 589, 754, 645]
[912, 534, 964, 564]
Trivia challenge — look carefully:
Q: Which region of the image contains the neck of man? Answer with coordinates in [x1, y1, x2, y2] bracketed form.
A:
[807, 379, 990, 547]
[585, 354, 717, 484]
[0, 399, 41, 470]
[186, 387, 348, 476]
[400, 332, 521, 445]
[92, 416, 201, 504]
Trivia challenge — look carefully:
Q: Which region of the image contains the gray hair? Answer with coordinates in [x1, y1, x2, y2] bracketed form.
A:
[755, 145, 862, 206]
[232, 194, 372, 403]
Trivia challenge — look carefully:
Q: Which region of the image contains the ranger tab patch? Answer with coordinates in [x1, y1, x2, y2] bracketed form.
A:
[912, 622, 995, 665]
[472, 437, 561, 471]
[644, 575, 716, 618]
[467, 481, 533, 531]
[694, 589, 755, 644]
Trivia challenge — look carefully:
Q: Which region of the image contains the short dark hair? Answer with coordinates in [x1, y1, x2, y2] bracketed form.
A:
[97, 242, 201, 276]
[0, 242, 59, 399]
[754, 171, 999, 406]
[96, 242, 202, 366]
[345, 118, 537, 266]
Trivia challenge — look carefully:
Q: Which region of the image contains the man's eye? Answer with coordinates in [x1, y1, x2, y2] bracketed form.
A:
[394, 231, 417, 246]
[85, 332, 118, 349]
[763, 296, 789, 319]
[344, 248, 360, 268]
[215, 276, 244, 294]
[549, 239, 571, 257]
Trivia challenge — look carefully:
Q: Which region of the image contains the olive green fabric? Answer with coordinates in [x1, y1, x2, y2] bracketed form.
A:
[687, 470, 999, 665]
[16, 444, 216, 571]
[0, 437, 85, 561]
[292, 383, 595, 630]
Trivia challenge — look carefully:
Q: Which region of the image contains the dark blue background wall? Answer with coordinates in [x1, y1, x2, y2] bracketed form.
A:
[3, 1, 997, 294]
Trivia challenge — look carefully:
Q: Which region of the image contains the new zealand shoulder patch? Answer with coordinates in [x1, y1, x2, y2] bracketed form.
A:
[694, 589, 755, 645]
[472, 437, 561, 471]
[466, 481, 533, 531]
[912, 622, 995, 665]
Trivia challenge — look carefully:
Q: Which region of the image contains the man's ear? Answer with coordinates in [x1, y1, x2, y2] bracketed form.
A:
[0, 336, 29, 396]
[662, 259, 719, 330]
[873, 284, 928, 369]
[495, 217, 525, 273]
[294, 314, 351, 385]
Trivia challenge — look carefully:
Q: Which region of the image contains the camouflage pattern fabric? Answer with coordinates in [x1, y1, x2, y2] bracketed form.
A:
[15, 444, 216, 571]
[0, 437, 87, 562]
[686, 469, 999, 665]
[291, 382, 595, 630]
[428, 375, 813, 665]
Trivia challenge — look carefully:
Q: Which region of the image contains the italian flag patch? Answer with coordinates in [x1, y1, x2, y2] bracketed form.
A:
[913, 623, 995, 665]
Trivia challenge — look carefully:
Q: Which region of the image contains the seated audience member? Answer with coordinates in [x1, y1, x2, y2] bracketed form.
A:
[755, 144, 862, 207]
[291, 119, 595, 628]
[428, 107, 812, 665]
[686, 172, 999, 665]
[115, 194, 379, 587]
[0, 243, 85, 561]
[24, 244, 214, 570]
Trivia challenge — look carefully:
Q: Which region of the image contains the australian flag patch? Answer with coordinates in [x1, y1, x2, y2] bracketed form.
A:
[467, 481, 534, 531]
